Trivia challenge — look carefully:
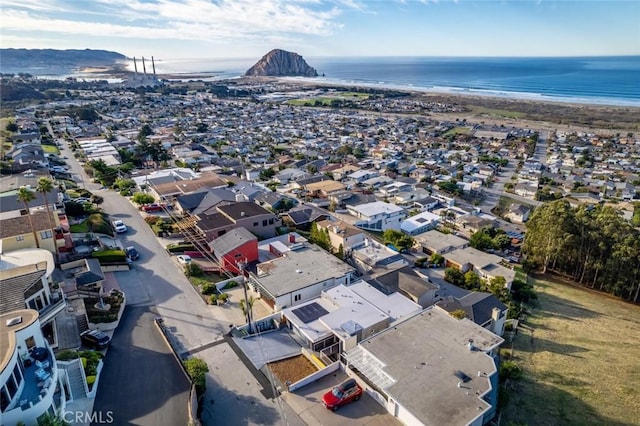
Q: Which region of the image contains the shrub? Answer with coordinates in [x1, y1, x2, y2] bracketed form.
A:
[183, 358, 209, 396]
[166, 244, 195, 253]
[223, 280, 238, 289]
[86, 375, 96, 387]
[56, 350, 79, 361]
[500, 360, 523, 382]
[145, 216, 161, 225]
[91, 249, 127, 263]
[218, 293, 229, 303]
[201, 283, 217, 295]
[207, 294, 218, 305]
[81, 357, 87, 368]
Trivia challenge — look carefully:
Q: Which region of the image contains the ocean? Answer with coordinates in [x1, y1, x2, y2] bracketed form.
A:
[143, 56, 640, 107]
[10, 56, 639, 107]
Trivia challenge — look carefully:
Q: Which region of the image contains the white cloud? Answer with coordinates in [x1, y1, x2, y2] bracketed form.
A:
[2, 0, 351, 44]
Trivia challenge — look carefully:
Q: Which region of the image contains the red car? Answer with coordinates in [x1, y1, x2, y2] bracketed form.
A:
[322, 378, 363, 411]
[142, 203, 165, 212]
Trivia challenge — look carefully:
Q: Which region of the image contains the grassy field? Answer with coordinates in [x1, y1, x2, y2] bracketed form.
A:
[502, 275, 640, 426]
[42, 144, 60, 155]
[470, 106, 525, 119]
[442, 126, 472, 137]
[287, 91, 370, 106]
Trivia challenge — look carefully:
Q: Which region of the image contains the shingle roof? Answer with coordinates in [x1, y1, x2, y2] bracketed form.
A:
[75, 259, 105, 287]
[0, 262, 48, 315]
[217, 202, 271, 221]
[0, 211, 57, 239]
[208, 227, 257, 257]
[437, 292, 507, 325]
[285, 205, 328, 225]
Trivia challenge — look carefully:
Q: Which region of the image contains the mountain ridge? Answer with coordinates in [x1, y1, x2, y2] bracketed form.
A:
[0, 48, 126, 72]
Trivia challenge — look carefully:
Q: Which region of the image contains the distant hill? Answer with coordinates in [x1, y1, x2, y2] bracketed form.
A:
[245, 49, 317, 77]
[0, 48, 126, 73]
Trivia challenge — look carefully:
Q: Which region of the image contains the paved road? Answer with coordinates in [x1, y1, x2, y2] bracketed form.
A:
[91, 306, 190, 425]
[57, 135, 297, 425]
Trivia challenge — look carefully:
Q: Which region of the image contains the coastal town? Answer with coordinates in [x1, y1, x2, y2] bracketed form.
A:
[1, 75, 639, 426]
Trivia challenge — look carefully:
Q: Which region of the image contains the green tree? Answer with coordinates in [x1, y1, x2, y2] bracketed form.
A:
[464, 271, 482, 290]
[17, 186, 40, 248]
[37, 413, 70, 426]
[444, 267, 464, 286]
[259, 168, 276, 181]
[470, 231, 495, 251]
[450, 309, 467, 319]
[132, 193, 156, 205]
[430, 252, 444, 266]
[5, 121, 18, 132]
[310, 222, 333, 252]
[335, 244, 344, 260]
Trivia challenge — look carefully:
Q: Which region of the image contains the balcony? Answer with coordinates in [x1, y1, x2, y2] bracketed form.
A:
[39, 294, 66, 324]
[14, 345, 58, 412]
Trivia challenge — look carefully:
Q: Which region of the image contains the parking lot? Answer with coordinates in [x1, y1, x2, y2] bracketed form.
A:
[281, 371, 401, 426]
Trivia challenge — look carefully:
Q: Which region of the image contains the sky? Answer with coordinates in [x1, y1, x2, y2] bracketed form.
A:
[1, 0, 639, 60]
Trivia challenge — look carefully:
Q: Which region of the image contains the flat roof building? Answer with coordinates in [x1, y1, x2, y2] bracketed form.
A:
[344, 307, 503, 426]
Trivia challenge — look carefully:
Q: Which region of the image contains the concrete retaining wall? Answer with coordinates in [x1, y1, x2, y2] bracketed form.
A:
[288, 361, 340, 392]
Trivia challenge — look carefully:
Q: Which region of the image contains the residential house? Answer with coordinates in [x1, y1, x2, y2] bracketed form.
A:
[316, 219, 366, 252]
[304, 180, 346, 198]
[196, 201, 281, 241]
[437, 292, 508, 336]
[514, 182, 538, 198]
[174, 188, 236, 215]
[281, 282, 421, 358]
[366, 265, 439, 308]
[444, 247, 515, 290]
[247, 239, 355, 311]
[10, 143, 47, 168]
[0, 211, 61, 255]
[346, 201, 406, 232]
[504, 204, 531, 224]
[208, 227, 259, 274]
[401, 211, 440, 236]
[350, 239, 408, 274]
[282, 205, 330, 231]
[459, 215, 496, 234]
[254, 192, 298, 212]
[1, 309, 66, 426]
[343, 307, 503, 426]
[416, 229, 469, 256]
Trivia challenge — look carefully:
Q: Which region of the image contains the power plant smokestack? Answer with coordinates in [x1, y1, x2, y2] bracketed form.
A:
[151, 56, 157, 77]
[142, 56, 147, 75]
[133, 57, 138, 75]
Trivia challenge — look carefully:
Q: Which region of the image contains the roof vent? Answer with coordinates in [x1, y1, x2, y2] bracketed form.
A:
[295, 269, 303, 274]
[6, 316, 23, 327]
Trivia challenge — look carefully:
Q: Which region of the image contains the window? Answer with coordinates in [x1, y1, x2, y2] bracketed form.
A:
[268, 218, 274, 225]
[12, 364, 22, 388]
[234, 253, 243, 259]
[262, 220, 268, 226]
[16, 235, 24, 241]
[294, 294, 301, 302]
[1, 388, 9, 412]
[25, 336, 36, 350]
[40, 230, 52, 239]
[253, 222, 258, 227]
[6, 373, 17, 398]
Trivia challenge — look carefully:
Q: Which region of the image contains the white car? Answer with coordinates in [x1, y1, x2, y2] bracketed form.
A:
[176, 255, 192, 265]
[112, 220, 128, 233]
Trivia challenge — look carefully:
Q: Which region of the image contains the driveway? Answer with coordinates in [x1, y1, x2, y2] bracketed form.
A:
[92, 306, 190, 426]
[282, 372, 401, 426]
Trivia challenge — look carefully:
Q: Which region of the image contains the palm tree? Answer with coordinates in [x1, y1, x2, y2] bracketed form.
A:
[37, 177, 57, 256]
[17, 186, 40, 248]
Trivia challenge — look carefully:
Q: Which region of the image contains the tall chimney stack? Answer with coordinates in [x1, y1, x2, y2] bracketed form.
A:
[142, 56, 147, 75]
[133, 57, 138, 75]
[151, 56, 157, 77]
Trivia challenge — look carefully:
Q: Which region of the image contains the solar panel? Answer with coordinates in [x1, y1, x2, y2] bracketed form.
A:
[292, 302, 329, 323]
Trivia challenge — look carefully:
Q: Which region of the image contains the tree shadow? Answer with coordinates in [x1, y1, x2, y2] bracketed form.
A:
[531, 289, 601, 320]
[502, 378, 635, 426]
[514, 335, 589, 358]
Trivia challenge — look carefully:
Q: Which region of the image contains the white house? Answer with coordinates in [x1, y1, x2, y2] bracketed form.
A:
[401, 211, 441, 236]
[1, 309, 66, 426]
[347, 201, 406, 232]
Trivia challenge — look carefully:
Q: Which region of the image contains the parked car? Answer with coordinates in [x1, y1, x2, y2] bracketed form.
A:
[125, 246, 139, 260]
[80, 329, 111, 350]
[141, 203, 166, 212]
[112, 220, 127, 233]
[176, 255, 192, 265]
[322, 378, 363, 411]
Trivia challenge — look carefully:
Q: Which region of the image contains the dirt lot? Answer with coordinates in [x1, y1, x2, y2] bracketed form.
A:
[502, 275, 640, 425]
[268, 355, 318, 387]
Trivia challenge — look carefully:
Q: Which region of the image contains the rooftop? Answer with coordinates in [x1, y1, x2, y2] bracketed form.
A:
[349, 201, 405, 217]
[254, 244, 355, 298]
[1, 309, 39, 372]
[349, 307, 503, 426]
[415, 229, 468, 252]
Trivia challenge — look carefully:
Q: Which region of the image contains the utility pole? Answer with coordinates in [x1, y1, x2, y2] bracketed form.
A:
[237, 260, 253, 333]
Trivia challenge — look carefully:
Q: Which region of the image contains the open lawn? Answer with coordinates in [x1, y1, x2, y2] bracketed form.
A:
[502, 275, 640, 426]
[287, 92, 370, 106]
[42, 144, 60, 155]
[442, 126, 472, 137]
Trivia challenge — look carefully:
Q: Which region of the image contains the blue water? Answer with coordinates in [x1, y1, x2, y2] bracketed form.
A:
[148, 56, 640, 106]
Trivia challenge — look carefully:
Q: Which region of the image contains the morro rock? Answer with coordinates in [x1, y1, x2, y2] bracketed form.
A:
[245, 49, 318, 77]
